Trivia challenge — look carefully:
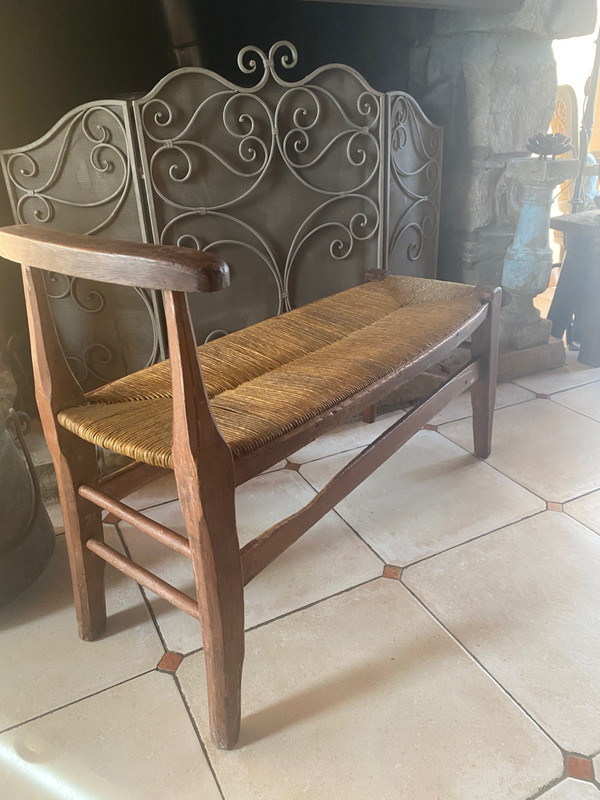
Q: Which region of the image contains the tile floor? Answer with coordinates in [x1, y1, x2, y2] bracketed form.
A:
[2, 350, 600, 799]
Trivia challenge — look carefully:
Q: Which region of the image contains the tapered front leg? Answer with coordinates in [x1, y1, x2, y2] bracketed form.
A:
[164, 289, 244, 749]
[178, 472, 245, 750]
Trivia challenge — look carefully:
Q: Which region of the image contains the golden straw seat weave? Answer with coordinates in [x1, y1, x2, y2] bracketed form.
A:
[57, 276, 484, 469]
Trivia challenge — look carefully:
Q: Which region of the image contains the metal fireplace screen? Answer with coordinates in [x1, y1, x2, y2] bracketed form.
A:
[1, 42, 442, 390]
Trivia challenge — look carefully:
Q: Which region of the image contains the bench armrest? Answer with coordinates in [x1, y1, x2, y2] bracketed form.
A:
[0, 225, 229, 293]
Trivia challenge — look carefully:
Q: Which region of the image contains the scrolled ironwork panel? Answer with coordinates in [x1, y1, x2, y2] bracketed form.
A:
[134, 41, 389, 339]
[0, 101, 161, 391]
[385, 92, 443, 278]
[1, 43, 443, 388]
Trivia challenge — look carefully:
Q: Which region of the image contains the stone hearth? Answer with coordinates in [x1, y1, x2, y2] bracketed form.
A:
[407, 0, 596, 377]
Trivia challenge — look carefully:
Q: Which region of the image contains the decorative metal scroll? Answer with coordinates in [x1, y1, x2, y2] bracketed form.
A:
[385, 92, 443, 278]
[1, 43, 443, 383]
[0, 102, 161, 390]
[134, 41, 388, 343]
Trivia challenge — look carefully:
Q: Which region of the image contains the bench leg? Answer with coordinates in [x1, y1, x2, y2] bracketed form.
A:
[179, 479, 245, 750]
[52, 434, 107, 641]
[362, 404, 378, 424]
[470, 288, 501, 459]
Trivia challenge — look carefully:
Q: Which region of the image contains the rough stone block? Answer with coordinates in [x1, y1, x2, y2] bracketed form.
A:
[434, 0, 596, 39]
[463, 35, 556, 154]
[497, 339, 565, 382]
[425, 32, 556, 155]
[494, 169, 523, 228]
[500, 314, 552, 351]
[441, 226, 513, 287]
[453, 164, 500, 233]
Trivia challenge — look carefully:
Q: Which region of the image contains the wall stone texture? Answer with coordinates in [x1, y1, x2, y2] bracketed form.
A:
[412, 0, 597, 289]
[434, 0, 597, 40]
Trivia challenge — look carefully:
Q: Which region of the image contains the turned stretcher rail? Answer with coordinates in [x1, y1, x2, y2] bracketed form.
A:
[79, 485, 191, 558]
[85, 538, 199, 619]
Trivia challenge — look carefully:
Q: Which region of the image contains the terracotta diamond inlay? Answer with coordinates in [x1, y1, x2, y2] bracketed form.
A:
[157, 651, 184, 673]
[566, 755, 594, 781]
[383, 565, 402, 580]
[546, 501, 563, 512]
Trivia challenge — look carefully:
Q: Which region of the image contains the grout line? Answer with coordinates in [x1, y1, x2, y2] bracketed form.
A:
[525, 775, 567, 800]
[119, 496, 179, 517]
[563, 486, 600, 506]
[542, 376, 600, 396]
[245, 575, 381, 635]
[399, 508, 548, 570]
[296, 447, 361, 476]
[287, 412, 407, 469]
[331, 506, 387, 564]
[292, 440, 380, 469]
[291, 423, 565, 572]
[512, 374, 600, 395]
[435, 425, 553, 502]
[589, 744, 600, 760]
[0, 669, 156, 737]
[293, 464, 387, 565]
[172, 674, 226, 800]
[434, 391, 540, 428]
[400, 581, 566, 753]
[115, 523, 171, 652]
[437, 417, 600, 507]
[180, 575, 382, 661]
[549, 394, 600, 426]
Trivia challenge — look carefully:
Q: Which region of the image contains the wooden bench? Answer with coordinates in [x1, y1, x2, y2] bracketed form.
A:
[0, 223, 500, 750]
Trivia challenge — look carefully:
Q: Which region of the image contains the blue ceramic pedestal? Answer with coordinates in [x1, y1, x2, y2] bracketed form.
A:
[500, 157, 579, 355]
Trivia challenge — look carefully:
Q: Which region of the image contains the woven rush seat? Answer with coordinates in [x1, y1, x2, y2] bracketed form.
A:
[57, 275, 484, 469]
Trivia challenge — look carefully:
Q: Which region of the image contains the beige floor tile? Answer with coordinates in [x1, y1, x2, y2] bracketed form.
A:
[121, 472, 178, 510]
[552, 381, 600, 423]
[120, 469, 383, 653]
[0, 672, 221, 800]
[262, 459, 287, 473]
[299, 430, 544, 565]
[513, 360, 600, 395]
[539, 780, 600, 799]
[43, 501, 64, 534]
[289, 409, 405, 464]
[430, 382, 535, 426]
[564, 489, 600, 535]
[441, 399, 600, 503]
[120, 462, 287, 512]
[403, 512, 600, 754]
[0, 530, 163, 731]
[594, 754, 600, 784]
[178, 580, 561, 800]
